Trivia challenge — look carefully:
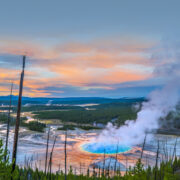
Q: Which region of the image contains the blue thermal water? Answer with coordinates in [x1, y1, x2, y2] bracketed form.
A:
[82, 142, 131, 154]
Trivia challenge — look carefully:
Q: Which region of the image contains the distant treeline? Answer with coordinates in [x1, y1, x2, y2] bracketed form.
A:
[1, 98, 180, 130]
[33, 102, 139, 126]
[0, 96, 145, 106]
[0, 113, 46, 132]
[0, 113, 27, 125]
[0, 105, 84, 112]
[32, 101, 180, 129]
[57, 124, 102, 131]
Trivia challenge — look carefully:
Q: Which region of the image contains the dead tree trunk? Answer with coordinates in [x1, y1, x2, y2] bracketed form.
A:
[114, 143, 119, 176]
[12, 56, 26, 172]
[48, 135, 57, 177]
[140, 134, 147, 160]
[102, 149, 106, 176]
[4, 82, 13, 161]
[45, 127, 50, 174]
[64, 130, 67, 180]
[171, 138, 178, 165]
[155, 140, 160, 180]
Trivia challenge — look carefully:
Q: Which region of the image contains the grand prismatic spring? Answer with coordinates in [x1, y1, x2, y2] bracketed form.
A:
[81, 142, 131, 154]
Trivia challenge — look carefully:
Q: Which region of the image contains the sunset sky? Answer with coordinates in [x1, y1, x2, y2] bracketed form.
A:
[0, 0, 180, 97]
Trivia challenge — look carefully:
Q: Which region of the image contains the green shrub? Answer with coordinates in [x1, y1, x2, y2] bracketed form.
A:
[57, 124, 75, 130]
[22, 121, 46, 132]
[57, 124, 101, 131]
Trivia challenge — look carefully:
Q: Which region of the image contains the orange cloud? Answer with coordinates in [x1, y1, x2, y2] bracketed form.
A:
[26, 89, 51, 97]
[47, 64, 148, 87]
[0, 40, 60, 60]
[0, 38, 155, 96]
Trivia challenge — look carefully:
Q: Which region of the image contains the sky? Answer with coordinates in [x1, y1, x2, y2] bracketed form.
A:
[0, 0, 180, 97]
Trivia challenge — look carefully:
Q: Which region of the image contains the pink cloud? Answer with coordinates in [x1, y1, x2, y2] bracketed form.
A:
[0, 38, 154, 96]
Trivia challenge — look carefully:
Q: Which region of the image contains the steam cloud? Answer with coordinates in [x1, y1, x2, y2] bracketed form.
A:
[46, 100, 53, 106]
[97, 40, 180, 146]
[98, 80, 180, 146]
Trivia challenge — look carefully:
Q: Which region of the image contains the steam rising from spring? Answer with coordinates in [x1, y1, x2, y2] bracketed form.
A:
[97, 79, 180, 146]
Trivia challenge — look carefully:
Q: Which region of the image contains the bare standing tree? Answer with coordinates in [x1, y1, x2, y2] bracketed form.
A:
[12, 56, 26, 172]
[64, 130, 67, 180]
[48, 135, 57, 177]
[45, 127, 50, 174]
[4, 82, 13, 161]
[140, 134, 147, 160]
[155, 140, 160, 180]
[114, 143, 119, 176]
[102, 149, 106, 176]
[171, 138, 178, 165]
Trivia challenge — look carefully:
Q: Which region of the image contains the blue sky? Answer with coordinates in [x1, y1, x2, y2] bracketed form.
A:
[0, 0, 180, 97]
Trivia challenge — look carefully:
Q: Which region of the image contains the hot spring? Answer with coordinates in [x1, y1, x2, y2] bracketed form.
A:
[81, 142, 131, 154]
